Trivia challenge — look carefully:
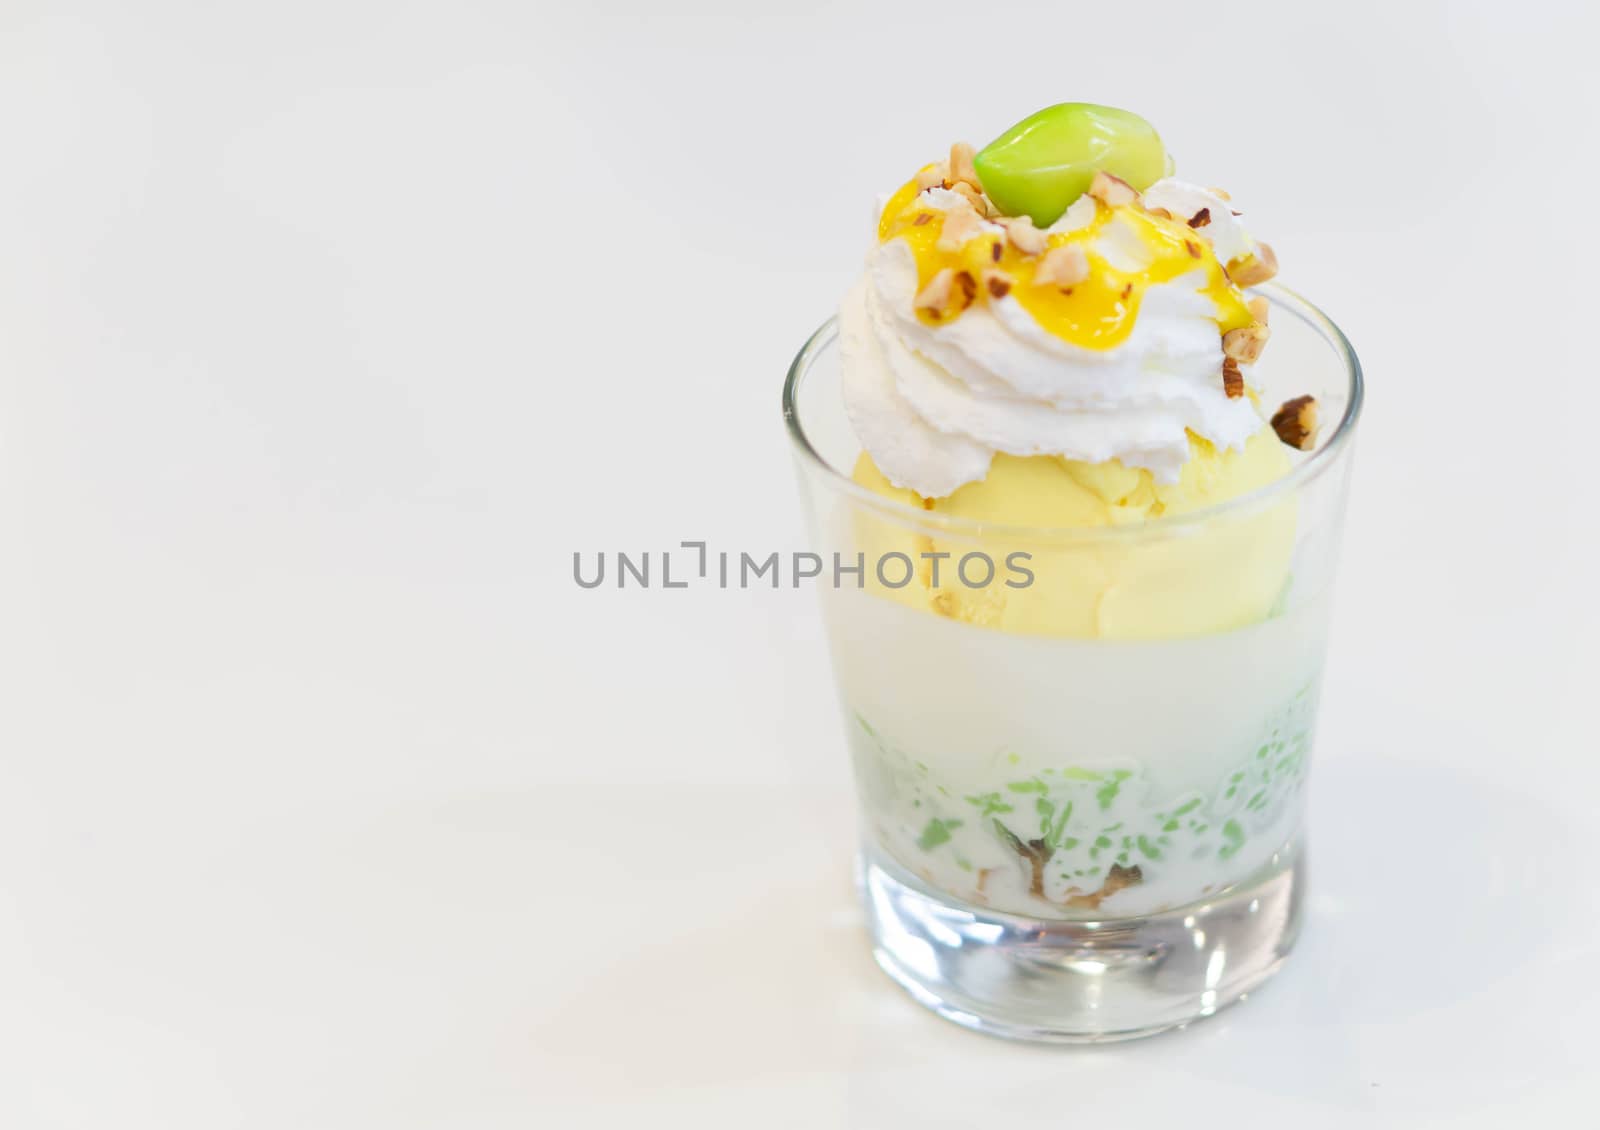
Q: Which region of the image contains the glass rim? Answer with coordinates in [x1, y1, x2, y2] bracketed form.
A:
[782, 280, 1363, 543]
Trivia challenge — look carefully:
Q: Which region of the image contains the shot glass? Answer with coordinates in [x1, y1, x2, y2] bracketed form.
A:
[785, 283, 1361, 1042]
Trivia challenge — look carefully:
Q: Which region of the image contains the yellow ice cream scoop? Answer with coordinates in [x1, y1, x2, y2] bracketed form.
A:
[850, 432, 1295, 640]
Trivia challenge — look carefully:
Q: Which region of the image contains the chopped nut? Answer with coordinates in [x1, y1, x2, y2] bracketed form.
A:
[1144, 205, 1174, 220]
[1222, 357, 1245, 399]
[1207, 186, 1233, 201]
[1184, 238, 1202, 258]
[1088, 170, 1140, 207]
[999, 216, 1048, 255]
[1188, 207, 1212, 229]
[948, 180, 993, 215]
[915, 162, 949, 191]
[935, 205, 985, 252]
[1033, 243, 1090, 287]
[913, 270, 951, 312]
[914, 267, 977, 319]
[989, 240, 1002, 262]
[948, 142, 980, 189]
[982, 269, 1012, 299]
[911, 212, 933, 226]
[1230, 241, 1279, 286]
[1247, 296, 1269, 324]
[1271, 395, 1319, 450]
[1222, 321, 1271, 364]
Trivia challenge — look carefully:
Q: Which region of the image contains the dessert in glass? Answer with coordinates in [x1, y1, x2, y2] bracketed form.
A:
[785, 103, 1362, 1041]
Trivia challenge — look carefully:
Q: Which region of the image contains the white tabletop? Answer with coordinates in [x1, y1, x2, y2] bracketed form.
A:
[2, 2, 1597, 1126]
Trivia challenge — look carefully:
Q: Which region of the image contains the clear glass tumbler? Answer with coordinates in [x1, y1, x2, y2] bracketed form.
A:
[785, 283, 1362, 1042]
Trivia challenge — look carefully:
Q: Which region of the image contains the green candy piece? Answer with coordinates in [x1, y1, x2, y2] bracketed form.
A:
[974, 103, 1168, 227]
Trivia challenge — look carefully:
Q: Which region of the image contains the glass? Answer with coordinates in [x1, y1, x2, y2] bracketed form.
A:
[785, 282, 1362, 1042]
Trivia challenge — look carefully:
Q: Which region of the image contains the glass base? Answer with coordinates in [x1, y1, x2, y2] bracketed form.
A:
[859, 840, 1304, 1043]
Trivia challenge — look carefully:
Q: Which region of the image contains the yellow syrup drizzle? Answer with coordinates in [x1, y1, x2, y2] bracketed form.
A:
[877, 170, 1254, 350]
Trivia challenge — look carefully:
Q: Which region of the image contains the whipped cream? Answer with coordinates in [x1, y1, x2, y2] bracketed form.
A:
[841, 178, 1266, 498]
[1141, 179, 1256, 264]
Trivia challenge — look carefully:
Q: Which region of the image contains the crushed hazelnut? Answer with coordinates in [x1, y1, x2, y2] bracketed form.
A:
[1188, 207, 1212, 229]
[949, 180, 994, 215]
[1033, 243, 1090, 287]
[915, 163, 949, 191]
[935, 205, 986, 252]
[1207, 186, 1233, 201]
[1231, 241, 1279, 286]
[1271, 395, 1319, 450]
[999, 216, 1048, 255]
[948, 142, 980, 189]
[1247, 296, 1269, 325]
[1222, 322, 1271, 364]
[1088, 170, 1140, 207]
[1222, 357, 1245, 398]
[914, 267, 977, 319]
[1145, 205, 1174, 220]
[1185, 238, 1202, 258]
[982, 269, 1012, 299]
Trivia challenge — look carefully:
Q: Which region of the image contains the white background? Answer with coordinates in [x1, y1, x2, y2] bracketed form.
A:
[2, 1, 1597, 1126]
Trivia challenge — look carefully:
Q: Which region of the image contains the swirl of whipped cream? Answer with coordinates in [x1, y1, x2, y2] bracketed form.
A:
[840, 178, 1266, 498]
